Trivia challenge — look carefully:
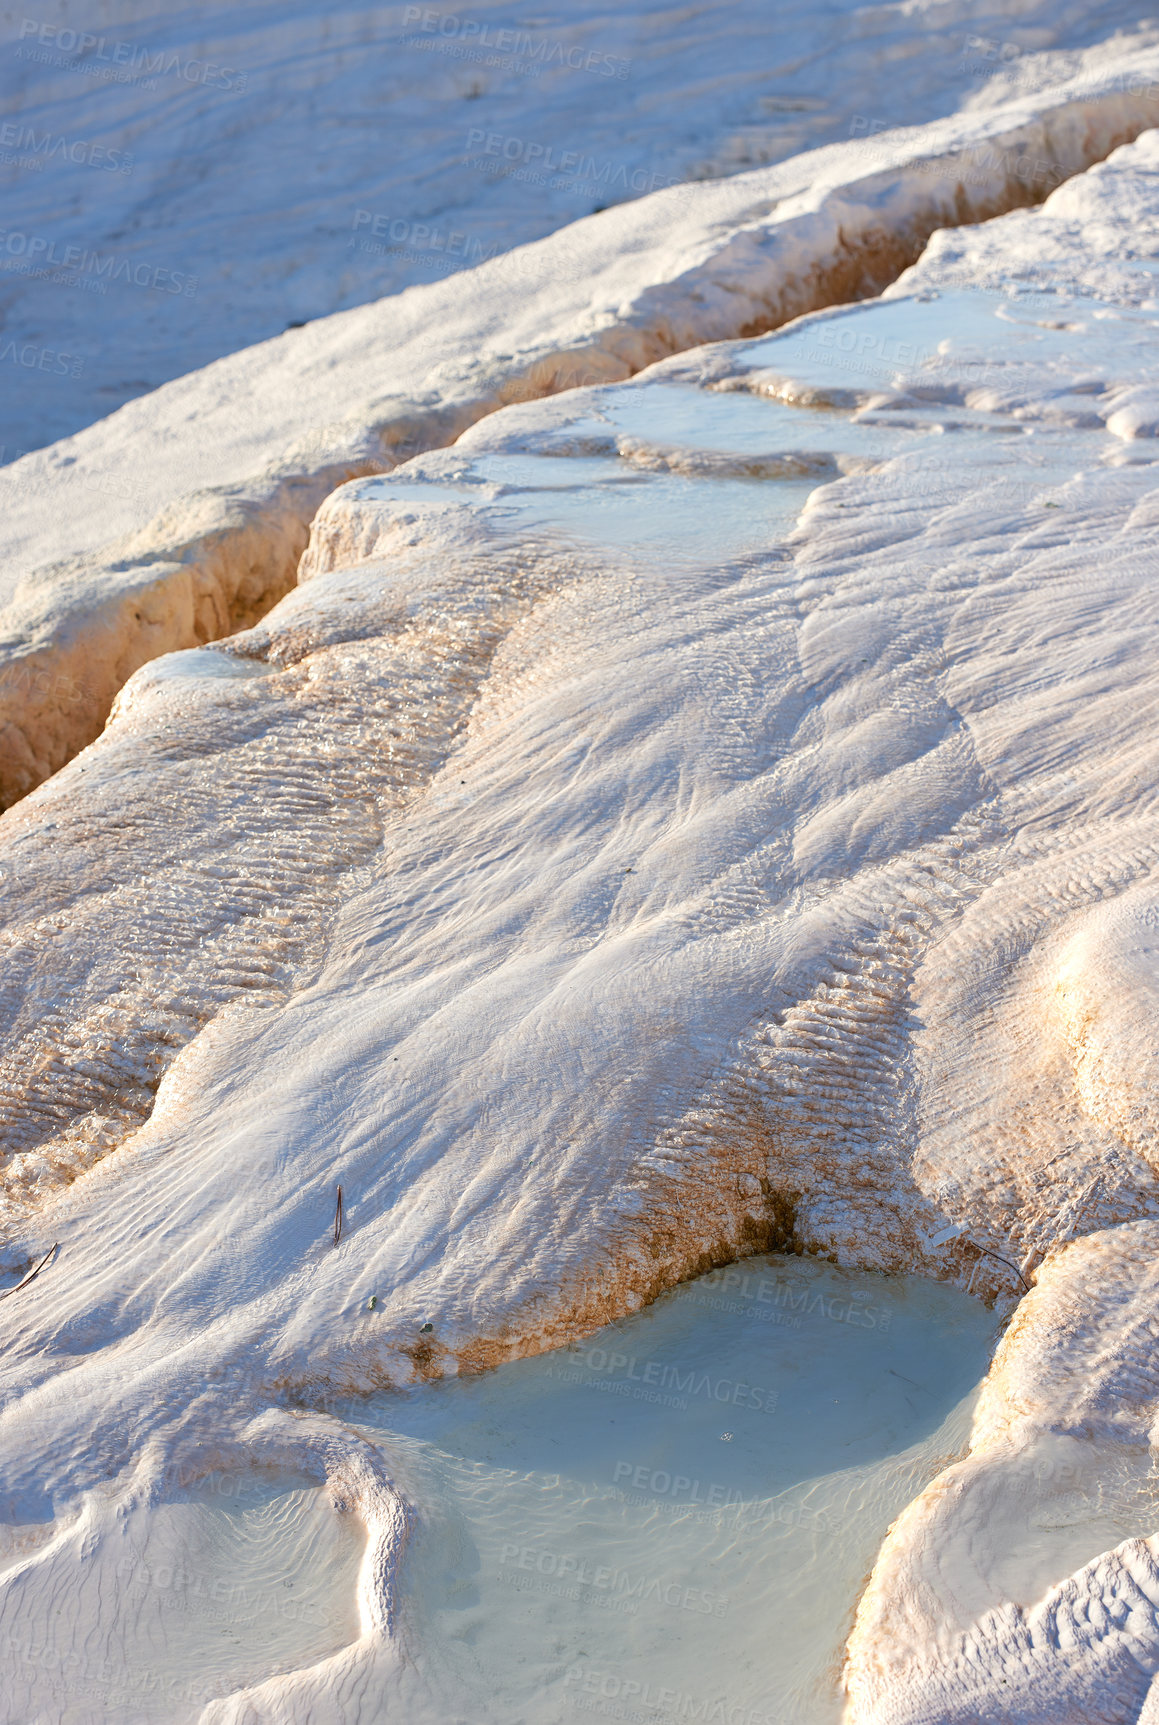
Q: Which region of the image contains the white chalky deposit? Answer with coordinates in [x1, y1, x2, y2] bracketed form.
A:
[9, 27, 1159, 1725]
[7, 41, 1159, 807]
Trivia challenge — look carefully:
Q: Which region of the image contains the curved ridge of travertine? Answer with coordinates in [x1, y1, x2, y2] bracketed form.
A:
[8, 132, 1159, 1720]
[294, 174, 1159, 1711]
[5, 57, 1159, 805]
[0, 1401, 410, 1724]
[820, 130, 1159, 1724]
[194, 1409, 413, 1725]
[845, 1221, 1159, 1723]
[0, 525, 563, 1223]
[891, 116, 1159, 317]
[194, 1405, 411, 1725]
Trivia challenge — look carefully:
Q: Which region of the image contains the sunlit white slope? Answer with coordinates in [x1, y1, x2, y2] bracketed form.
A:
[6, 133, 1159, 1724]
[846, 1224, 1159, 1724]
[834, 128, 1159, 1725]
[5, 52, 1159, 806]
[4, 0, 1155, 455]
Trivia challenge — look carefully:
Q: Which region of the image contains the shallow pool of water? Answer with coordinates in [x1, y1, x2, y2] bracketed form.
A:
[376, 457, 819, 569]
[341, 1255, 1001, 1724]
[735, 288, 1159, 404]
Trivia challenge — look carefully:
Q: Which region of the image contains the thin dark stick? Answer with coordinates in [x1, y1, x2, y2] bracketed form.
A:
[0, 1242, 58, 1301]
[968, 1240, 1030, 1293]
[334, 1185, 344, 1247]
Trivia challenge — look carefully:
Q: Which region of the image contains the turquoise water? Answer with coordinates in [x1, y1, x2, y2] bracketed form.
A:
[736, 288, 1159, 403]
[341, 1255, 1000, 1724]
[41, 282, 1159, 1723]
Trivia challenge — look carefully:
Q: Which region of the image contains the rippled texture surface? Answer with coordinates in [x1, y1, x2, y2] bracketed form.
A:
[5, 38, 1159, 809]
[6, 131, 1159, 1724]
[12, 0, 1143, 455]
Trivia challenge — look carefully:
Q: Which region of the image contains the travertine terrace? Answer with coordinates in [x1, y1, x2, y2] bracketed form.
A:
[7, 17, 1159, 1725]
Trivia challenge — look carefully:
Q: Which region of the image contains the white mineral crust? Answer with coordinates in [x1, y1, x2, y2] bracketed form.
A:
[5, 45, 1159, 807]
[6, 39, 1159, 1725]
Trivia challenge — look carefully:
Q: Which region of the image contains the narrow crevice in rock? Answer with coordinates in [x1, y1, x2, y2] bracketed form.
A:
[3, 84, 1158, 808]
